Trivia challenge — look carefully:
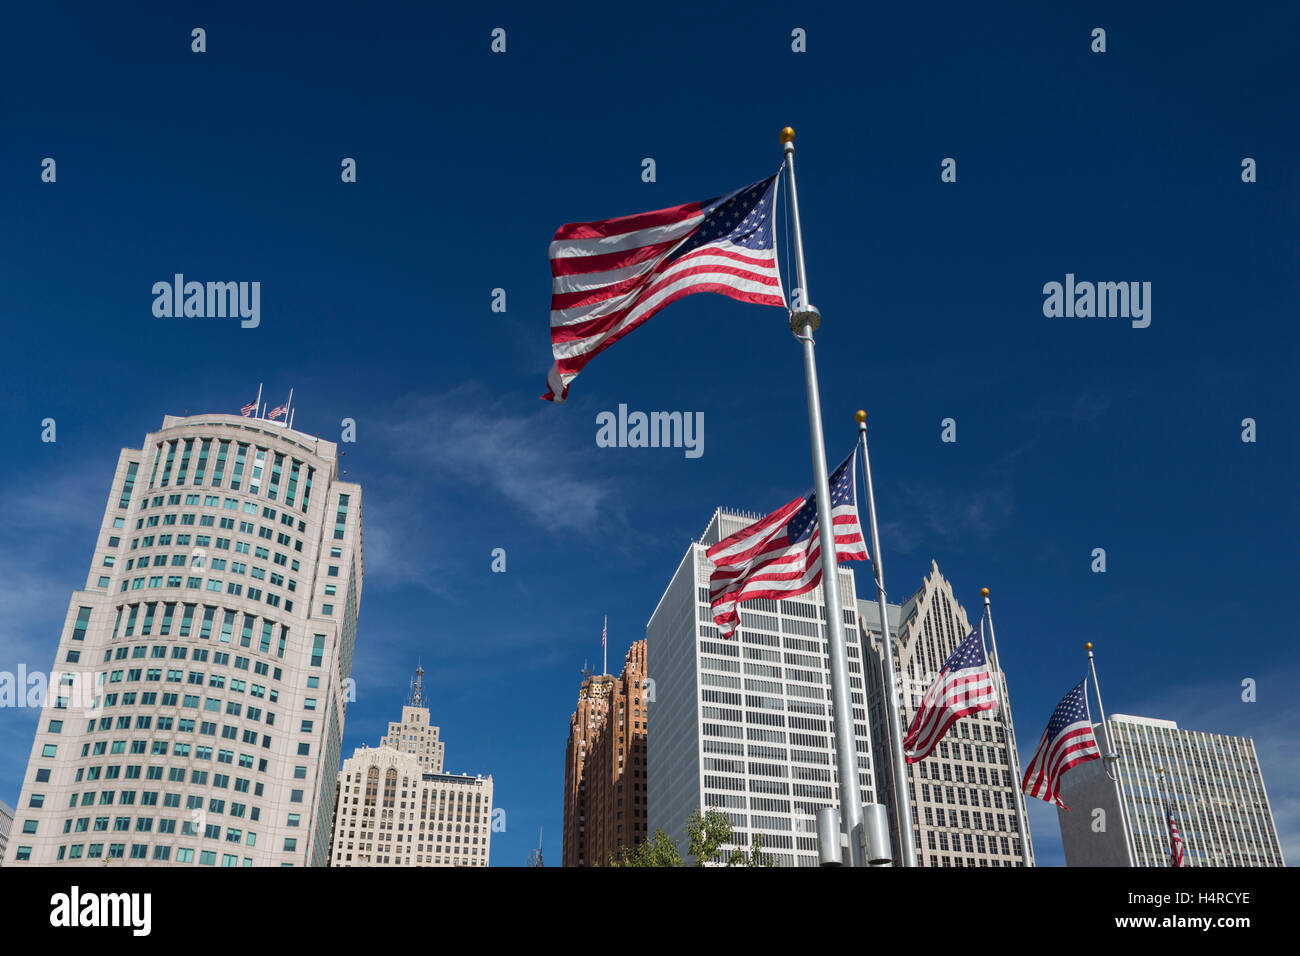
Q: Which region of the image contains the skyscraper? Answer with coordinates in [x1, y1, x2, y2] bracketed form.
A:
[860, 561, 1033, 867]
[0, 800, 12, 866]
[646, 508, 876, 867]
[6, 413, 363, 866]
[1056, 714, 1285, 867]
[329, 668, 492, 867]
[379, 665, 445, 773]
[562, 640, 648, 866]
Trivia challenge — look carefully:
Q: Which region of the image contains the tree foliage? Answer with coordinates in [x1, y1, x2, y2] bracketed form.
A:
[604, 807, 769, 867]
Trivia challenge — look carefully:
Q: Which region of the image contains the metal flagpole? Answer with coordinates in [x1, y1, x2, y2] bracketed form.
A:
[980, 588, 1033, 866]
[855, 412, 917, 867]
[284, 388, 294, 426]
[781, 126, 864, 867]
[255, 382, 262, 416]
[1086, 642, 1137, 866]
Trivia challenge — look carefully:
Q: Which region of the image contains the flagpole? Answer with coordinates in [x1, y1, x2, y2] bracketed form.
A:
[1154, 766, 1168, 866]
[255, 382, 263, 416]
[855, 412, 917, 867]
[1086, 642, 1136, 866]
[602, 615, 607, 676]
[284, 387, 294, 427]
[781, 126, 864, 867]
[981, 588, 1033, 866]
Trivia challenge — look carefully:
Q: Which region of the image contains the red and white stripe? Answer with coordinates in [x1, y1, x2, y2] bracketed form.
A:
[542, 188, 784, 403]
[706, 495, 866, 638]
[1021, 720, 1101, 810]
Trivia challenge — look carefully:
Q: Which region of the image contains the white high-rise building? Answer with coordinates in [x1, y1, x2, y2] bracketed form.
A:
[1057, 714, 1285, 867]
[0, 800, 13, 866]
[5, 413, 363, 867]
[646, 508, 876, 867]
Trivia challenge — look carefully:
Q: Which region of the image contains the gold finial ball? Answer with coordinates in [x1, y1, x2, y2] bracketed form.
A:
[854, 409, 867, 424]
[980, 587, 989, 597]
[1085, 642, 1093, 651]
[780, 126, 796, 144]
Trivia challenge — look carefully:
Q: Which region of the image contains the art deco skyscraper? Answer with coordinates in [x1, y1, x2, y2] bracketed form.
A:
[329, 668, 492, 868]
[378, 666, 445, 773]
[4, 413, 362, 867]
[562, 640, 649, 866]
[646, 509, 876, 867]
[860, 561, 1034, 867]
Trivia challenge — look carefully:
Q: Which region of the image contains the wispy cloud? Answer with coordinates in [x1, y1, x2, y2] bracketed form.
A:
[377, 384, 619, 535]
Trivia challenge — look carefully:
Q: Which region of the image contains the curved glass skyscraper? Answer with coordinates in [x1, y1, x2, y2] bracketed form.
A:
[4, 413, 363, 867]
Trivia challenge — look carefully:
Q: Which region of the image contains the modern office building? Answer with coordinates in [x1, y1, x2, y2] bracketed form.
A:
[1057, 714, 1285, 867]
[6, 413, 363, 866]
[0, 799, 13, 865]
[562, 640, 649, 866]
[646, 508, 876, 867]
[329, 669, 492, 867]
[860, 560, 1034, 867]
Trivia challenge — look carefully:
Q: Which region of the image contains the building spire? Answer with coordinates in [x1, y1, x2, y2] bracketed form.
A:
[408, 663, 427, 708]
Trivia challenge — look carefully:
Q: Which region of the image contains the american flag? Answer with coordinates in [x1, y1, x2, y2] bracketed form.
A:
[267, 404, 286, 421]
[903, 622, 998, 762]
[239, 400, 257, 417]
[706, 450, 868, 638]
[542, 173, 785, 403]
[1167, 804, 1186, 867]
[1021, 679, 1102, 810]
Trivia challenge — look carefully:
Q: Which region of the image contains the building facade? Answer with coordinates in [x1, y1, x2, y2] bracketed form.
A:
[646, 509, 876, 867]
[0, 800, 12, 865]
[860, 561, 1034, 867]
[6, 413, 363, 866]
[379, 666, 445, 773]
[1057, 714, 1285, 867]
[330, 670, 491, 867]
[562, 640, 648, 866]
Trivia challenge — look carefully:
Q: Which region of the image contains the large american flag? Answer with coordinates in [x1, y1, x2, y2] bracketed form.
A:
[706, 450, 867, 638]
[239, 400, 257, 417]
[1167, 804, 1186, 867]
[903, 622, 998, 762]
[1021, 679, 1102, 810]
[542, 174, 785, 403]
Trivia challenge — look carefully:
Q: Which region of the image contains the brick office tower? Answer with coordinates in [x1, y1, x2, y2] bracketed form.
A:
[561, 640, 649, 866]
[5, 413, 362, 867]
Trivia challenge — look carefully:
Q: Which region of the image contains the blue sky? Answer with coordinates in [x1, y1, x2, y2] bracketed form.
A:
[1, 3, 1296, 866]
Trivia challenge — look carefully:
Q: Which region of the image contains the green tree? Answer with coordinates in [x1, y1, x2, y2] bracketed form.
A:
[604, 807, 769, 867]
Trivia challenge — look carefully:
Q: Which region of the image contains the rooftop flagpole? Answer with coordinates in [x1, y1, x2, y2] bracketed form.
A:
[856, 411, 917, 867]
[781, 126, 864, 867]
[981, 588, 1033, 866]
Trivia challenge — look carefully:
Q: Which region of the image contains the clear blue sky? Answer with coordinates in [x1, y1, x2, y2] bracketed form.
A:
[1, 3, 1296, 866]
